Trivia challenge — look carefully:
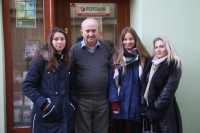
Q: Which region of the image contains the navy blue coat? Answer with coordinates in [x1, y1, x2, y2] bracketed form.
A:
[109, 60, 142, 122]
[23, 53, 77, 133]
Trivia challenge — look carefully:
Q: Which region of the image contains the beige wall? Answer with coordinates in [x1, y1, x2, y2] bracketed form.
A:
[130, 0, 200, 132]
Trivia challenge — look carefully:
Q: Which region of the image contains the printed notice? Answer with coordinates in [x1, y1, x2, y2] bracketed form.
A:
[16, 1, 36, 28]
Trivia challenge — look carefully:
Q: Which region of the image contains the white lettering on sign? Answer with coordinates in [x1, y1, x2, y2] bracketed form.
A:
[77, 6, 110, 16]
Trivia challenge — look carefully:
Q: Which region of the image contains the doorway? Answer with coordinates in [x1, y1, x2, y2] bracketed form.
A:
[53, 0, 130, 48]
[54, 1, 131, 133]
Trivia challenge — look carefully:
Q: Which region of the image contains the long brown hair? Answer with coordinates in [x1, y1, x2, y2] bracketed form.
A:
[30, 27, 72, 72]
[112, 27, 150, 68]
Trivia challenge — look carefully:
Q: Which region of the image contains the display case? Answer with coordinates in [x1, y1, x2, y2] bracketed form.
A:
[13, 69, 32, 127]
[9, 0, 44, 128]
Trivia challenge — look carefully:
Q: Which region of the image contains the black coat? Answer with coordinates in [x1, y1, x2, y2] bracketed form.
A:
[141, 57, 182, 133]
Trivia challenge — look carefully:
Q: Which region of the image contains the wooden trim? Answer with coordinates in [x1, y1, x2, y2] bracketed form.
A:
[44, 0, 56, 41]
[55, 0, 64, 28]
[2, 0, 14, 132]
[125, 0, 130, 26]
[62, 0, 72, 47]
[50, 0, 55, 28]
[116, 0, 130, 37]
[44, 0, 50, 41]
[13, 128, 30, 133]
[117, 1, 125, 36]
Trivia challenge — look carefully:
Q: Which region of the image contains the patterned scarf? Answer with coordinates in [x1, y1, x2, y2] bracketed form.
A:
[113, 48, 139, 95]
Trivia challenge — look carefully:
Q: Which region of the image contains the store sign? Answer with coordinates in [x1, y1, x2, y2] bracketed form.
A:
[77, 6, 110, 16]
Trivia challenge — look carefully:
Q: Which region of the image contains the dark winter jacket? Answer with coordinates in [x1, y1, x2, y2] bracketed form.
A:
[141, 57, 182, 133]
[109, 60, 142, 122]
[23, 52, 77, 133]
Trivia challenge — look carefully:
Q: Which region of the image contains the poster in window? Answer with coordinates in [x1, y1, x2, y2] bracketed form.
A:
[24, 40, 39, 59]
[16, 1, 36, 28]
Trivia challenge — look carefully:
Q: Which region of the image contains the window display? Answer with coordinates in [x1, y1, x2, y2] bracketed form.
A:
[10, 0, 44, 128]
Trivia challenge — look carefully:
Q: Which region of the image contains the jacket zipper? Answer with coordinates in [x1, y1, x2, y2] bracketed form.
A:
[59, 55, 63, 62]
[70, 103, 75, 110]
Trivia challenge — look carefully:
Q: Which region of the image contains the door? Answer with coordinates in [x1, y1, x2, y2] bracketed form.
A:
[54, 0, 130, 48]
[54, 0, 130, 133]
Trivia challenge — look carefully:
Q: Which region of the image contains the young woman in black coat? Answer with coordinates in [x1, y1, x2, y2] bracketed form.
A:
[141, 36, 182, 133]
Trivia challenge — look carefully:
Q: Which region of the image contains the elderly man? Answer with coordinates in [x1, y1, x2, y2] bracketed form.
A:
[70, 18, 111, 133]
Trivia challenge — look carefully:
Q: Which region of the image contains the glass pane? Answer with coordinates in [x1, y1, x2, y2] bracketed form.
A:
[70, 3, 117, 51]
[10, 0, 44, 128]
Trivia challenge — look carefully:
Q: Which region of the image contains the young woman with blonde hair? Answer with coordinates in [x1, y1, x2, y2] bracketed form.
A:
[141, 36, 182, 133]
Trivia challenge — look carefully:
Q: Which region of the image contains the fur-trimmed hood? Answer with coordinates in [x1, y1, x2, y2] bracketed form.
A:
[41, 50, 65, 62]
[41, 51, 49, 61]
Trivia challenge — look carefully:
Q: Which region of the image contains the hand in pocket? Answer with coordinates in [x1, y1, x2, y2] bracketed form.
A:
[42, 104, 61, 122]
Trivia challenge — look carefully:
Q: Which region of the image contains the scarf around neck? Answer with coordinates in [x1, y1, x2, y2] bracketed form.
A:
[144, 55, 168, 105]
[123, 47, 138, 66]
[113, 47, 139, 95]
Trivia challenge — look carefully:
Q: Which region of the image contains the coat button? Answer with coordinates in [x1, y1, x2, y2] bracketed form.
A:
[123, 103, 124, 105]
[48, 72, 50, 74]
[55, 92, 58, 95]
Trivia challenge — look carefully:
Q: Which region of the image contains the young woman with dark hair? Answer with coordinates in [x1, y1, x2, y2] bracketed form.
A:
[23, 27, 78, 133]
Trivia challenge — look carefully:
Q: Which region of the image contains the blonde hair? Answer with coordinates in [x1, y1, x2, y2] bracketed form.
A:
[152, 36, 182, 69]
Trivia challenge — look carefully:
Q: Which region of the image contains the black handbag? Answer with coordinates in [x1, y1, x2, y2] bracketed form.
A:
[142, 118, 155, 133]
